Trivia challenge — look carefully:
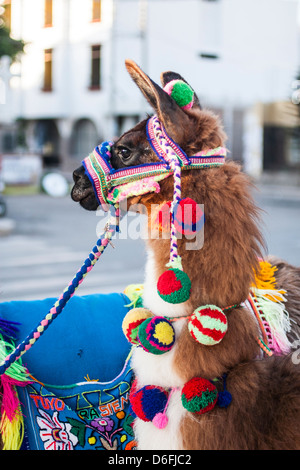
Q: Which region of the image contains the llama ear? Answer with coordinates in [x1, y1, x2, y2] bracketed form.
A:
[125, 59, 190, 144]
[160, 71, 202, 110]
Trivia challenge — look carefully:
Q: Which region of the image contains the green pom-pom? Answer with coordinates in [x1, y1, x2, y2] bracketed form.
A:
[171, 81, 194, 108]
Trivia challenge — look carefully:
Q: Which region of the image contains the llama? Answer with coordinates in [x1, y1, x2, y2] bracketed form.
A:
[71, 60, 300, 450]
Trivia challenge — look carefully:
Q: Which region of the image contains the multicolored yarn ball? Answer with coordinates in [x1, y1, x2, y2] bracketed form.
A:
[122, 308, 153, 345]
[137, 316, 175, 355]
[157, 268, 191, 304]
[163, 80, 195, 110]
[98, 141, 113, 161]
[174, 198, 204, 236]
[181, 377, 218, 415]
[188, 305, 228, 346]
[129, 381, 169, 422]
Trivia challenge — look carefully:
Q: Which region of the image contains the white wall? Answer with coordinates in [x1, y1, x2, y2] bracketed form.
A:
[1, 0, 299, 171]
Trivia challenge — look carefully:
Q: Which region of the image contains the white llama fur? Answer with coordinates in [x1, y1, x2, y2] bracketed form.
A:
[131, 248, 190, 450]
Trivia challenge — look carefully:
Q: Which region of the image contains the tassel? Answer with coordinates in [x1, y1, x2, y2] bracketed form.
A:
[0, 335, 32, 449]
[0, 335, 31, 383]
[0, 410, 25, 450]
[0, 317, 20, 343]
[124, 284, 144, 308]
[253, 261, 286, 301]
[250, 290, 293, 354]
[0, 374, 29, 422]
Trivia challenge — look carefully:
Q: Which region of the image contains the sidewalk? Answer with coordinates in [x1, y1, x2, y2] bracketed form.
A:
[0, 217, 16, 236]
[256, 171, 300, 201]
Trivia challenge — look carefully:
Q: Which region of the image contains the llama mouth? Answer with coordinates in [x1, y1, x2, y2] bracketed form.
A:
[71, 186, 99, 210]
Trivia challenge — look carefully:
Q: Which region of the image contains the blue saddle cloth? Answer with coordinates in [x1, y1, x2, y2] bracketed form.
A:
[0, 293, 136, 450]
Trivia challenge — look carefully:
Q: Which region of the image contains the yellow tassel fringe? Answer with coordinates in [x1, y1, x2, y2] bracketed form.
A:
[253, 261, 286, 302]
[0, 408, 24, 450]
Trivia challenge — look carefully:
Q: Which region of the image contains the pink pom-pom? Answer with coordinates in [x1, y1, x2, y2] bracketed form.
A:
[152, 412, 169, 429]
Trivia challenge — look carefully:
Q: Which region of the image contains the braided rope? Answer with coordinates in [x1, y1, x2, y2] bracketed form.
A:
[0, 206, 120, 377]
[150, 117, 182, 262]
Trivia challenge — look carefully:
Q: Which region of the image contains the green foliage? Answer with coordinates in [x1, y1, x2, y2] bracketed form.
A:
[0, 25, 25, 62]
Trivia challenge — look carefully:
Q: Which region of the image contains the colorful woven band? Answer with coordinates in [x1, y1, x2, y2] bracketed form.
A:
[82, 116, 226, 208]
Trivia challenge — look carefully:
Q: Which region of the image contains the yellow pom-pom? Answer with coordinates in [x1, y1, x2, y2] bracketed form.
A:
[122, 308, 153, 344]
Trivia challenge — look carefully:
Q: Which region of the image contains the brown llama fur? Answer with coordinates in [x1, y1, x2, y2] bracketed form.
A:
[8, 59, 298, 450]
[115, 60, 300, 449]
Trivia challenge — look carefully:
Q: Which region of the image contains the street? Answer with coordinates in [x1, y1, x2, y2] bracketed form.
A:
[0, 183, 300, 303]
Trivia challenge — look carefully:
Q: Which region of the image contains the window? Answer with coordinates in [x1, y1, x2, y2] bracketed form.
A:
[43, 49, 53, 91]
[44, 0, 53, 27]
[92, 0, 101, 22]
[90, 45, 101, 89]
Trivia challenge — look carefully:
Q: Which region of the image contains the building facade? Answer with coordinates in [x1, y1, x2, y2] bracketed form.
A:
[0, 0, 299, 176]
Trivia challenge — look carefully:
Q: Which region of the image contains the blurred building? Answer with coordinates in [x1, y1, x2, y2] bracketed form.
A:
[0, 0, 300, 177]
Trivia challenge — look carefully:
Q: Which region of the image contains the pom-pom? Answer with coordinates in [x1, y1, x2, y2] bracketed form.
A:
[129, 383, 169, 422]
[152, 412, 168, 429]
[181, 377, 218, 415]
[122, 308, 153, 344]
[137, 316, 175, 355]
[156, 201, 172, 232]
[164, 80, 195, 110]
[188, 305, 228, 346]
[174, 198, 204, 236]
[98, 141, 113, 160]
[157, 268, 191, 304]
[217, 390, 232, 408]
[155, 199, 204, 236]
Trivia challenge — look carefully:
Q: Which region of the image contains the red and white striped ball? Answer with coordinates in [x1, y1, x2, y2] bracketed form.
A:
[188, 305, 228, 346]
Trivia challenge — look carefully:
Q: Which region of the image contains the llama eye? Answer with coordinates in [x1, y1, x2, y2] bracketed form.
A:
[118, 147, 131, 160]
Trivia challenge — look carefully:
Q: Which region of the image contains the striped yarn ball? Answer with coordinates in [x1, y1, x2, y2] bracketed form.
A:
[137, 316, 175, 355]
[188, 305, 228, 346]
[122, 308, 153, 345]
[181, 377, 218, 415]
[163, 80, 195, 110]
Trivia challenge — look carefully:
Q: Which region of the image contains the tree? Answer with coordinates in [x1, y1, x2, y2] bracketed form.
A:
[0, 4, 25, 62]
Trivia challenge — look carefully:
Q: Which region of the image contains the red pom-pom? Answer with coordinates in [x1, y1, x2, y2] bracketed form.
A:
[174, 198, 204, 236]
[157, 201, 172, 232]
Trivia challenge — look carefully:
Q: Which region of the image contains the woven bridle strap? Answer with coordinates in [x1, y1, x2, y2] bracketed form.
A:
[83, 116, 226, 208]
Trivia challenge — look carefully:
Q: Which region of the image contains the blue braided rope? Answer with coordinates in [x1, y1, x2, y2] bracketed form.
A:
[0, 208, 120, 377]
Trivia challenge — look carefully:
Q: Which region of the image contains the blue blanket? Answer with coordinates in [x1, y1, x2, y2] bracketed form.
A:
[0, 293, 136, 450]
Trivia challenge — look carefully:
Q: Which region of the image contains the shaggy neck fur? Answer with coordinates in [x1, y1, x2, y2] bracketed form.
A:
[141, 161, 265, 379]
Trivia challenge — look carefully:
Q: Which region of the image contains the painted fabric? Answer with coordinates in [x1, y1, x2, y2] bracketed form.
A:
[17, 357, 136, 450]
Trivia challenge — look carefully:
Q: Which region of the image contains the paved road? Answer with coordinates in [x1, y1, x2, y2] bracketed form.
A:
[0, 183, 300, 302]
[0, 194, 146, 302]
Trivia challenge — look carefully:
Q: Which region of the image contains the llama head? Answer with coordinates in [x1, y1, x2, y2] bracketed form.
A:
[71, 59, 226, 213]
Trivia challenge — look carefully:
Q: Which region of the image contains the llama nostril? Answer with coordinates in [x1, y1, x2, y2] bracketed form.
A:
[73, 172, 79, 184]
[73, 167, 84, 184]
